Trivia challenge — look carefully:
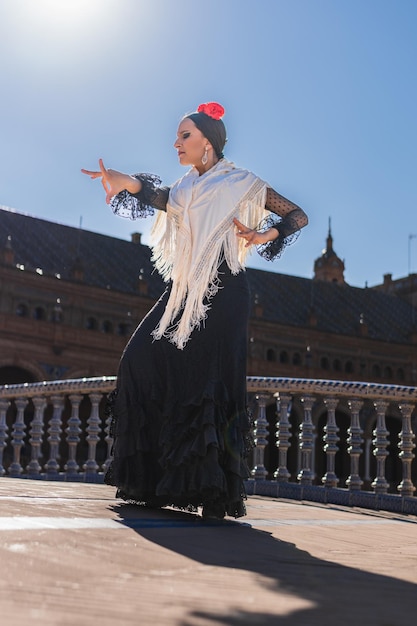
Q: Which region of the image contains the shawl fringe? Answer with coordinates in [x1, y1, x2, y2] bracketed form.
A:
[150, 161, 268, 349]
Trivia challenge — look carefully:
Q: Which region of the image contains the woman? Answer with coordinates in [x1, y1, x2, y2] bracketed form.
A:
[82, 102, 308, 519]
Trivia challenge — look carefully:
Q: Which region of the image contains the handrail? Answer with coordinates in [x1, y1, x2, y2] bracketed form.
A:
[246, 376, 417, 401]
[1, 375, 415, 401]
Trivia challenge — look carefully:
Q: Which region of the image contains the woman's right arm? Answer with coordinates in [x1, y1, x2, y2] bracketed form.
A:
[82, 158, 169, 218]
[131, 181, 169, 213]
[81, 159, 142, 203]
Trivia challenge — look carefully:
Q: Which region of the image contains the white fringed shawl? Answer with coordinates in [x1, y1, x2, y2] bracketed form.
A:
[150, 159, 268, 349]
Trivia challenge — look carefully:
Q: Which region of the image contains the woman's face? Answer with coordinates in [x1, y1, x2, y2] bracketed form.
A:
[174, 118, 209, 167]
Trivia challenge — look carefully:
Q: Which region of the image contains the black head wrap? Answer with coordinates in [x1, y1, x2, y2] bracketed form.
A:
[185, 110, 227, 159]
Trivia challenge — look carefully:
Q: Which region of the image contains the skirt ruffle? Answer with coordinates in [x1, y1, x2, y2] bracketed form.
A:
[105, 264, 252, 518]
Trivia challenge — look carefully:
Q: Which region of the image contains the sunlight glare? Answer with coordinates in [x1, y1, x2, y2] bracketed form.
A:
[13, 0, 110, 46]
[31, 0, 103, 25]
[7, 0, 115, 73]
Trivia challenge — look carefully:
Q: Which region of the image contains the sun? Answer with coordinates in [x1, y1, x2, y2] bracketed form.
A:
[30, 0, 103, 24]
[5, 0, 112, 71]
[12, 0, 107, 43]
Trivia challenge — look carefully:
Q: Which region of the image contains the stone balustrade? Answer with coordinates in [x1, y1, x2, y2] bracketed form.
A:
[0, 376, 416, 514]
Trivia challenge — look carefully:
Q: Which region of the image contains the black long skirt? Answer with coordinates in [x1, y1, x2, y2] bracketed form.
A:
[104, 262, 252, 518]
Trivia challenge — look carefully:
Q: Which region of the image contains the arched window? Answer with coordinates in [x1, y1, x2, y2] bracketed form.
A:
[102, 320, 113, 334]
[16, 303, 28, 317]
[333, 359, 342, 372]
[266, 348, 276, 362]
[292, 352, 302, 366]
[383, 366, 393, 379]
[33, 306, 46, 321]
[320, 356, 330, 370]
[345, 360, 354, 374]
[397, 368, 405, 381]
[279, 350, 289, 364]
[371, 364, 381, 378]
[117, 322, 130, 337]
[86, 317, 98, 331]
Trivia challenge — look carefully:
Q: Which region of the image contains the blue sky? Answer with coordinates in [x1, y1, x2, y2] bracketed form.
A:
[0, 0, 416, 287]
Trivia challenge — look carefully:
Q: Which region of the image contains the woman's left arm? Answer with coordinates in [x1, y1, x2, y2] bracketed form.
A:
[256, 187, 308, 261]
[264, 187, 308, 235]
[235, 187, 308, 260]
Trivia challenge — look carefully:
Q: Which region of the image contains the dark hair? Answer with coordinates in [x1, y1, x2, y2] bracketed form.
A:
[185, 112, 227, 159]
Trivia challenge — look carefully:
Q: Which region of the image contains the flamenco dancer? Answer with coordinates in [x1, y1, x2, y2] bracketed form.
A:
[82, 102, 308, 519]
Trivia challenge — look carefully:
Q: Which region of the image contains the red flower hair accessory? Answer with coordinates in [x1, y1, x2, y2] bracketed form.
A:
[197, 102, 225, 120]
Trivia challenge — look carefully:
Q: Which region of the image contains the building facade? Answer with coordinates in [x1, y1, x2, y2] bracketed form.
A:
[1, 206, 416, 387]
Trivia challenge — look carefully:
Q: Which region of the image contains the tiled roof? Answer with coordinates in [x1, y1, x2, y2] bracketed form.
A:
[0, 207, 164, 299]
[1, 207, 415, 343]
[249, 269, 415, 343]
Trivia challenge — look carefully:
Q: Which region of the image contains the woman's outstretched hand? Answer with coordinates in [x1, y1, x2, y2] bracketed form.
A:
[81, 159, 141, 204]
[233, 218, 279, 248]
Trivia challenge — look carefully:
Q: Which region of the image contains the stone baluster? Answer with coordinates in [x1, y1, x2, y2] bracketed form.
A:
[251, 394, 270, 480]
[0, 399, 9, 476]
[9, 398, 28, 477]
[83, 393, 102, 476]
[102, 393, 114, 474]
[26, 396, 47, 476]
[273, 393, 292, 482]
[397, 403, 416, 497]
[322, 397, 340, 488]
[44, 395, 64, 477]
[371, 400, 390, 494]
[64, 394, 82, 478]
[297, 395, 315, 485]
[346, 399, 364, 490]
[364, 438, 372, 483]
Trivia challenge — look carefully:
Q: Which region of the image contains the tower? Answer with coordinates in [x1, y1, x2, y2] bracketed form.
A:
[313, 218, 345, 284]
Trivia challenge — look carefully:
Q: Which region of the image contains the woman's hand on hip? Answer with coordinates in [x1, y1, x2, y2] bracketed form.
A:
[233, 218, 279, 248]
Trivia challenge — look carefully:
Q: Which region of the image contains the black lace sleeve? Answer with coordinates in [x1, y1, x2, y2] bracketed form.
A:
[110, 173, 169, 219]
[257, 187, 308, 261]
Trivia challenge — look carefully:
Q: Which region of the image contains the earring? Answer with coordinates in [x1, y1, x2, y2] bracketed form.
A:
[201, 147, 208, 165]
